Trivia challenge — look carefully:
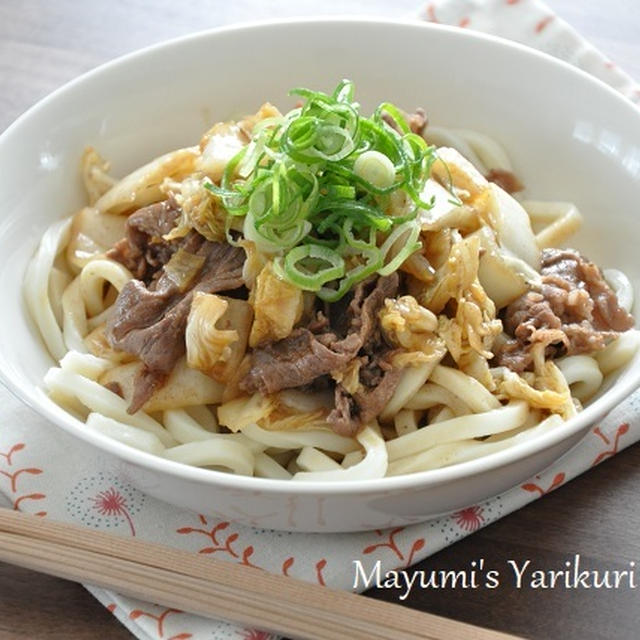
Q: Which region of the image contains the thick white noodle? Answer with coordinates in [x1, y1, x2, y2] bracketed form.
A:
[79, 259, 133, 317]
[595, 330, 640, 376]
[61, 277, 88, 353]
[556, 356, 603, 402]
[429, 365, 501, 412]
[387, 414, 563, 475]
[86, 412, 165, 455]
[164, 439, 255, 475]
[394, 409, 419, 437]
[293, 425, 387, 481]
[44, 367, 177, 447]
[429, 406, 456, 424]
[380, 361, 439, 422]
[254, 452, 293, 479]
[25, 218, 72, 361]
[48, 267, 72, 327]
[406, 382, 471, 415]
[240, 423, 359, 455]
[386, 401, 528, 462]
[163, 408, 264, 453]
[341, 450, 365, 469]
[163, 408, 223, 443]
[296, 447, 342, 472]
[60, 350, 113, 380]
[603, 269, 634, 313]
[520, 201, 584, 248]
[185, 405, 219, 432]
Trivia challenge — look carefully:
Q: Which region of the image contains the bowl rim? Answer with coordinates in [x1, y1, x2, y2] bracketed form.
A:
[2, 15, 640, 495]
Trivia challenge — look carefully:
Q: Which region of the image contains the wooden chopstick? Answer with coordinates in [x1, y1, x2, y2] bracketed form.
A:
[0, 509, 520, 640]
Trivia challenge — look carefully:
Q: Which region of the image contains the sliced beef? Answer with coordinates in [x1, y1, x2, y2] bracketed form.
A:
[407, 108, 427, 135]
[107, 200, 181, 282]
[327, 358, 401, 437]
[240, 329, 361, 395]
[106, 236, 244, 413]
[495, 248, 634, 372]
[241, 273, 401, 436]
[241, 274, 398, 395]
[382, 108, 427, 135]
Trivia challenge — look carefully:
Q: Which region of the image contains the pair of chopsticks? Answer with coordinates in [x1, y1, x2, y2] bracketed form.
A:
[0, 509, 519, 639]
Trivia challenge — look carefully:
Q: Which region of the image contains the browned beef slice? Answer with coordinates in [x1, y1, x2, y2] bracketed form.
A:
[485, 168, 524, 194]
[241, 273, 401, 435]
[107, 200, 181, 282]
[327, 361, 402, 437]
[495, 248, 634, 372]
[541, 249, 634, 332]
[240, 329, 361, 396]
[241, 273, 399, 396]
[382, 108, 427, 135]
[106, 240, 244, 412]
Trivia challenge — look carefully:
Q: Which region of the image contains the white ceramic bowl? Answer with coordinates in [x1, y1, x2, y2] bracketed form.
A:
[1, 18, 639, 532]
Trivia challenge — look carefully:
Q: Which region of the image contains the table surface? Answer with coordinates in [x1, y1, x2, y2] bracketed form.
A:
[1, 1, 639, 639]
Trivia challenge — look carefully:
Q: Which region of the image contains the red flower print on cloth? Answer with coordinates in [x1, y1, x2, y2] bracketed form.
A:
[453, 506, 485, 532]
[592, 423, 629, 467]
[92, 487, 137, 536]
[522, 472, 566, 496]
[129, 606, 191, 639]
[66, 472, 145, 536]
[0, 442, 46, 515]
[363, 528, 426, 567]
[176, 514, 259, 568]
[241, 630, 277, 640]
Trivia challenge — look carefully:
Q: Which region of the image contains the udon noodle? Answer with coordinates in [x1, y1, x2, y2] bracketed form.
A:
[25, 81, 638, 481]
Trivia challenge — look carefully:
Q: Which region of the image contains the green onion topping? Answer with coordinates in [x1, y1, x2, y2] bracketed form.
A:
[204, 79, 435, 299]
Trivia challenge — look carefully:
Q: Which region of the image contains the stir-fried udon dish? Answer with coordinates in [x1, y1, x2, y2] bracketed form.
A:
[27, 80, 638, 481]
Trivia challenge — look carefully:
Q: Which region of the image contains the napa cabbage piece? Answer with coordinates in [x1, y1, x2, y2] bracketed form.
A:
[185, 293, 252, 383]
[331, 359, 363, 395]
[417, 178, 478, 233]
[99, 357, 223, 412]
[249, 261, 304, 347]
[472, 226, 542, 309]
[259, 389, 334, 432]
[379, 296, 437, 351]
[196, 102, 282, 181]
[430, 146, 490, 203]
[82, 147, 117, 205]
[429, 147, 539, 268]
[418, 235, 502, 389]
[161, 175, 227, 242]
[218, 390, 333, 433]
[438, 283, 502, 362]
[94, 147, 199, 215]
[217, 393, 275, 433]
[475, 183, 540, 268]
[494, 344, 575, 419]
[239, 239, 269, 289]
[66, 206, 127, 272]
[378, 295, 447, 373]
[421, 234, 481, 314]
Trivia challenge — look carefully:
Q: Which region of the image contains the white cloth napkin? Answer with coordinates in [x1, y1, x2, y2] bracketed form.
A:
[1, 2, 639, 638]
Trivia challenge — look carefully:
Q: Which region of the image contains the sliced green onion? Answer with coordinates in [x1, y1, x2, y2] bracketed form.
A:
[283, 244, 345, 290]
[377, 221, 421, 276]
[353, 150, 396, 189]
